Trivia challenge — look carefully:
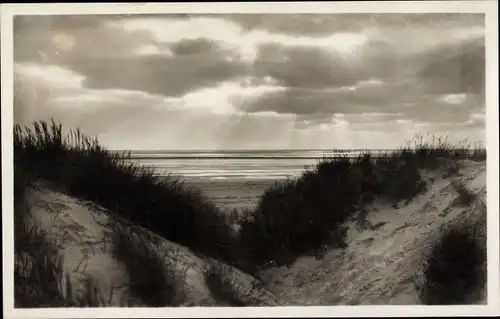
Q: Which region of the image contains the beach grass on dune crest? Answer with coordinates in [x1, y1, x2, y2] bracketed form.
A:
[415, 210, 487, 305]
[239, 133, 486, 270]
[14, 120, 239, 265]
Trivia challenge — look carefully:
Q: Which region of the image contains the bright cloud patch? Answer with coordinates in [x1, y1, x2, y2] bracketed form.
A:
[165, 76, 287, 115]
[15, 63, 85, 89]
[110, 17, 368, 62]
[52, 32, 76, 51]
[15, 63, 167, 118]
[439, 93, 468, 105]
[467, 111, 486, 125]
[335, 78, 385, 92]
[53, 88, 166, 110]
[134, 44, 174, 56]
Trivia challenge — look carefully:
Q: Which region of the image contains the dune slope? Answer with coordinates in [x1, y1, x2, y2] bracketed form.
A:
[21, 182, 281, 307]
[259, 160, 487, 305]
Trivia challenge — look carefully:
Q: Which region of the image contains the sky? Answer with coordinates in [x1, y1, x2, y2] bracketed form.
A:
[13, 13, 486, 150]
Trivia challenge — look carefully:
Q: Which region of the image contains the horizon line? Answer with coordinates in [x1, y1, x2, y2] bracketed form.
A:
[108, 148, 402, 153]
[107, 147, 484, 153]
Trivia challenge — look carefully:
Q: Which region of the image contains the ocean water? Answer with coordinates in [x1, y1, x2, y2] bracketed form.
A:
[127, 149, 391, 181]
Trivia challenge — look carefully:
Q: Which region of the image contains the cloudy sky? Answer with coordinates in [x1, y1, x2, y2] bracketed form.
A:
[14, 14, 485, 150]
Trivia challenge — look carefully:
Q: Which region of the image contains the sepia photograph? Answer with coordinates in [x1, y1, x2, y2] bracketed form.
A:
[2, 1, 499, 318]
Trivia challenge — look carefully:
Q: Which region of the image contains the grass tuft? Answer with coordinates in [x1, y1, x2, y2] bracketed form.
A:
[203, 262, 246, 306]
[452, 182, 477, 207]
[110, 222, 183, 307]
[415, 217, 487, 305]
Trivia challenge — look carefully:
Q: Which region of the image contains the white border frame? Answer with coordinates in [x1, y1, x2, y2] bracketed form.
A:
[2, 2, 499, 318]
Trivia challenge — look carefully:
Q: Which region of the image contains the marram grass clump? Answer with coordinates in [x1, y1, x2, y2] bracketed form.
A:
[415, 212, 487, 305]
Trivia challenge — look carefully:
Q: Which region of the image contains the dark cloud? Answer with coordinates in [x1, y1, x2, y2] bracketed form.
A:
[403, 94, 484, 124]
[65, 53, 248, 97]
[236, 80, 484, 125]
[251, 38, 405, 91]
[252, 44, 362, 89]
[414, 38, 485, 97]
[236, 79, 414, 115]
[170, 38, 220, 56]
[14, 15, 252, 97]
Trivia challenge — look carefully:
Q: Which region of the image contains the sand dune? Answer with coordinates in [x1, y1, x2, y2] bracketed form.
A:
[259, 160, 486, 305]
[17, 159, 486, 306]
[22, 183, 281, 307]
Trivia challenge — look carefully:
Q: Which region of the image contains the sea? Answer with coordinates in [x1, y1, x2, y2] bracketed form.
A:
[126, 149, 391, 182]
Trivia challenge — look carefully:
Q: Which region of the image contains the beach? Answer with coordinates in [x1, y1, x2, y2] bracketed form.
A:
[130, 149, 328, 211]
[184, 178, 275, 211]
[129, 149, 387, 211]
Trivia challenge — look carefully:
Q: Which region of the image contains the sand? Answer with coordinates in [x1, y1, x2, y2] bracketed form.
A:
[184, 178, 274, 211]
[22, 182, 281, 307]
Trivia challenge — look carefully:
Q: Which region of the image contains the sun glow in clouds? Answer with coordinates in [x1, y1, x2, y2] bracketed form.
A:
[134, 44, 174, 56]
[439, 93, 468, 105]
[165, 76, 287, 115]
[52, 32, 76, 51]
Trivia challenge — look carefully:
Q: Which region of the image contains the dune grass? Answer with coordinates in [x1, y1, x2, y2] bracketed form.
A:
[452, 181, 478, 207]
[14, 120, 238, 265]
[110, 222, 183, 307]
[14, 119, 487, 281]
[416, 212, 487, 305]
[238, 134, 486, 270]
[203, 262, 246, 306]
[14, 206, 69, 307]
[14, 150, 68, 307]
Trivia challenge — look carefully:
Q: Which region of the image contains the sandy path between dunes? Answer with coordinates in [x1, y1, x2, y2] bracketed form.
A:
[184, 179, 272, 211]
[259, 160, 487, 305]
